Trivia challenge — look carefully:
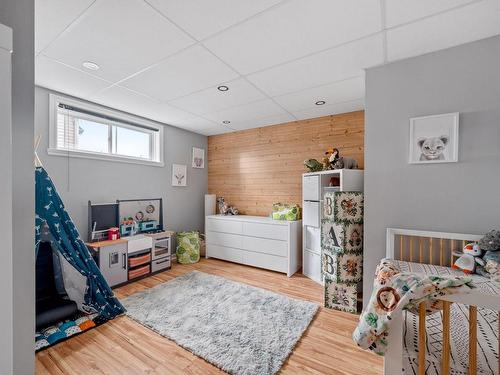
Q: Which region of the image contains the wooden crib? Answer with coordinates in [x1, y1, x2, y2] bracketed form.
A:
[384, 228, 500, 375]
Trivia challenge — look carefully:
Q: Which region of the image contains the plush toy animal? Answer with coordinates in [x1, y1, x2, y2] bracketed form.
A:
[217, 197, 239, 215]
[417, 136, 448, 161]
[452, 243, 482, 274]
[325, 148, 358, 169]
[304, 159, 324, 172]
[476, 230, 500, 279]
[479, 230, 500, 251]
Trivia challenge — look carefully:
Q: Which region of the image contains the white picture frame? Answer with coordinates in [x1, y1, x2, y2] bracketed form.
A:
[172, 164, 187, 186]
[408, 112, 459, 164]
[192, 147, 205, 168]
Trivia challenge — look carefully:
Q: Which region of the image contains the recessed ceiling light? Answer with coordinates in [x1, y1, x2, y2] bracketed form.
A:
[217, 85, 229, 92]
[315, 100, 326, 106]
[82, 61, 100, 71]
[222, 120, 231, 124]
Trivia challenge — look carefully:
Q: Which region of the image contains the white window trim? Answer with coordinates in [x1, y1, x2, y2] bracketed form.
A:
[48, 94, 165, 167]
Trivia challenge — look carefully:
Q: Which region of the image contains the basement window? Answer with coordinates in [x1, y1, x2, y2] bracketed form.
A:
[48, 94, 164, 166]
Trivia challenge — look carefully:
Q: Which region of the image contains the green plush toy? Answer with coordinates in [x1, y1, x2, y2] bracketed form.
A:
[304, 159, 324, 172]
[176, 231, 200, 264]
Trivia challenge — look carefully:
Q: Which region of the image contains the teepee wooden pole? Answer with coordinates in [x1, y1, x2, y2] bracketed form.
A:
[34, 134, 43, 168]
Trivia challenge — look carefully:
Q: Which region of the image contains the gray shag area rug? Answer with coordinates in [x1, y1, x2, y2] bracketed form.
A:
[121, 271, 318, 375]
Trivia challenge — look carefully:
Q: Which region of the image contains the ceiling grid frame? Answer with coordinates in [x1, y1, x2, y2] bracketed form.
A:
[34, 0, 498, 135]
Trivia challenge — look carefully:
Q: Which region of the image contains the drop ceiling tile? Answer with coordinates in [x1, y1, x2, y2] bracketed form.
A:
[172, 116, 222, 133]
[247, 34, 382, 97]
[292, 98, 364, 120]
[385, 0, 476, 28]
[204, 99, 288, 124]
[273, 76, 365, 112]
[35, 0, 95, 53]
[121, 45, 239, 102]
[387, 0, 500, 62]
[35, 55, 110, 98]
[169, 78, 266, 115]
[43, 0, 194, 82]
[203, 0, 381, 74]
[229, 113, 295, 131]
[91, 85, 194, 125]
[145, 0, 284, 40]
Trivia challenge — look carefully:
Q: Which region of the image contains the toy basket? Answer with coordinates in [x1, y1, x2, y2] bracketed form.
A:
[176, 231, 200, 264]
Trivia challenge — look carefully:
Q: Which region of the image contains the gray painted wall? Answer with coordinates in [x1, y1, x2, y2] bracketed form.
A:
[0, 0, 35, 374]
[364, 35, 500, 305]
[35, 86, 208, 238]
[0, 23, 13, 375]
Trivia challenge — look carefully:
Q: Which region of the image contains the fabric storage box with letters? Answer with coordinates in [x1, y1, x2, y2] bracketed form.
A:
[321, 191, 364, 314]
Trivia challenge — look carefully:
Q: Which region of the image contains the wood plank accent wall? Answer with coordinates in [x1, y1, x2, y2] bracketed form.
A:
[207, 111, 364, 216]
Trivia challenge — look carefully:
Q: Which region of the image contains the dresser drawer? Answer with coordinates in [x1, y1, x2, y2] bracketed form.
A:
[242, 222, 288, 241]
[206, 218, 243, 234]
[206, 231, 243, 248]
[206, 244, 244, 263]
[242, 236, 287, 257]
[241, 252, 288, 273]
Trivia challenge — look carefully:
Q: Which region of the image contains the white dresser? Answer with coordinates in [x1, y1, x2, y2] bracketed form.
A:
[205, 215, 302, 277]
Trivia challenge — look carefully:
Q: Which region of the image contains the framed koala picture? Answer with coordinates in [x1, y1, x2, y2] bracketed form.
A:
[409, 112, 459, 164]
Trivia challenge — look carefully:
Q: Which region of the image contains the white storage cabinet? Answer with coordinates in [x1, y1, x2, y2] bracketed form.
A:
[302, 169, 364, 283]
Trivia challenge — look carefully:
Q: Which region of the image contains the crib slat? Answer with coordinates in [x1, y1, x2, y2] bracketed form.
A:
[450, 239, 455, 266]
[410, 237, 414, 262]
[419, 237, 423, 263]
[400, 235, 404, 260]
[469, 305, 477, 375]
[441, 301, 451, 375]
[429, 238, 433, 264]
[418, 303, 426, 375]
[440, 238, 444, 266]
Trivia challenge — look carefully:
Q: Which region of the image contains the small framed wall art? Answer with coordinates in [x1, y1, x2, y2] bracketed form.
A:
[172, 164, 187, 187]
[192, 147, 205, 168]
[409, 112, 459, 164]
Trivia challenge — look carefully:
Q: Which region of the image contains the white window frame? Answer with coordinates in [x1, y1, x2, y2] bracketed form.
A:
[48, 94, 164, 167]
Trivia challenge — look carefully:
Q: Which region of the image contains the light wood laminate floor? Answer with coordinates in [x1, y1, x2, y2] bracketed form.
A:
[36, 258, 382, 374]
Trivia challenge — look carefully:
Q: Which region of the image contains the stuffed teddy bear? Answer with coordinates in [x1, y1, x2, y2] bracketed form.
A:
[476, 230, 500, 280]
[452, 242, 482, 274]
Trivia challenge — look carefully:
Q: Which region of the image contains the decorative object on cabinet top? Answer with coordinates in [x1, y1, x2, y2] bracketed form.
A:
[217, 196, 239, 215]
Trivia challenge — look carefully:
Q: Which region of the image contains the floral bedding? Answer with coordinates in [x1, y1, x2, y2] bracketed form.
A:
[353, 258, 475, 355]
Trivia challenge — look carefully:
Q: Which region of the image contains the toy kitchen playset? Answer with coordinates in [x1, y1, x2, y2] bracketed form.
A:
[86, 198, 174, 287]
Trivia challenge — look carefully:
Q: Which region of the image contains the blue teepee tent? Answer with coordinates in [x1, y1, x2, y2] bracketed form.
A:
[35, 167, 125, 319]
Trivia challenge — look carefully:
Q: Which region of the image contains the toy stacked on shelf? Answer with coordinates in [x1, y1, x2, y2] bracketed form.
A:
[321, 191, 364, 314]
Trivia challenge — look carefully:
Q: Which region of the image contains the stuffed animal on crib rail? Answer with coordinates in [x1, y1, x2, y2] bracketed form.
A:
[452, 242, 482, 274]
[325, 148, 358, 170]
[217, 197, 239, 215]
[304, 159, 324, 172]
[476, 230, 500, 280]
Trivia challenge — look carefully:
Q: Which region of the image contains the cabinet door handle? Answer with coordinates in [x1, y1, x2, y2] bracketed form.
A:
[122, 253, 126, 269]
